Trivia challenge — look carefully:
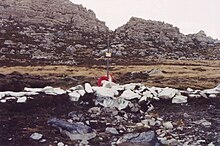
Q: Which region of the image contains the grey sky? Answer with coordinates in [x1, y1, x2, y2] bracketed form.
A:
[71, 0, 220, 39]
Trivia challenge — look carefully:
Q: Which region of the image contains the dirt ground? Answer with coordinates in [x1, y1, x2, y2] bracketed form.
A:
[0, 59, 220, 146]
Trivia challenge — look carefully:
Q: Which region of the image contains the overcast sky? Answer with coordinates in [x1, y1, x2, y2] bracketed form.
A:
[71, 0, 220, 39]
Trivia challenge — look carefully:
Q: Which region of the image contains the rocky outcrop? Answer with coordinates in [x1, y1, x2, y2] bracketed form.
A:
[0, 0, 109, 65]
[0, 0, 108, 33]
[111, 17, 220, 60]
[0, 1, 220, 66]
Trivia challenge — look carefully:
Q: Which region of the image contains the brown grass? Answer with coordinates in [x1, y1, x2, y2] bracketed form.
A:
[0, 60, 219, 89]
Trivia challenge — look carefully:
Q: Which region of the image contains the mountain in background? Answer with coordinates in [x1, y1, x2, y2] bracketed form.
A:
[0, 0, 219, 65]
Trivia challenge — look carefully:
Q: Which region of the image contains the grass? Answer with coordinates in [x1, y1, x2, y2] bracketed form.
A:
[0, 59, 219, 89]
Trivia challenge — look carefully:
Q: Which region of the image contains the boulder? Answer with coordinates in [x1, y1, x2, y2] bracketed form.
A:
[47, 118, 96, 141]
[117, 131, 161, 146]
[172, 95, 188, 104]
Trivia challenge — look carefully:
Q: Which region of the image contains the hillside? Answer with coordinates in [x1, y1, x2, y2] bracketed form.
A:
[0, 0, 109, 65]
[0, 1, 220, 66]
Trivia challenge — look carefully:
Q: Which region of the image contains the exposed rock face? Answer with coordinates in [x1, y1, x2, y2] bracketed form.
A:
[0, 0, 109, 65]
[0, 0, 107, 33]
[0, 1, 220, 66]
[113, 17, 220, 60]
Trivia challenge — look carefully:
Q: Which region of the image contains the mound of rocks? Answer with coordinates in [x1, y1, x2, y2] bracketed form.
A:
[1, 82, 219, 145]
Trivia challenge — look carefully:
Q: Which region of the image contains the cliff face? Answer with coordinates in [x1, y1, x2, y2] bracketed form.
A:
[0, 1, 219, 66]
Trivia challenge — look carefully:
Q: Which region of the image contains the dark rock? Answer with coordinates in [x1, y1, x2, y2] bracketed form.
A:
[47, 118, 96, 141]
[117, 131, 161, 146]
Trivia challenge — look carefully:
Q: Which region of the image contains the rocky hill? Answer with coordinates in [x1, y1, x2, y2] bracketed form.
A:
[110, 17, 220, 60]
[0, 1, 220, 66]
[0, 0, 109, 65]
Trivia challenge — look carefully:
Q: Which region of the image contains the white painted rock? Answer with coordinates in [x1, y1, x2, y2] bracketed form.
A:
[139, 96, 148, 102]
[30, 132, 43, 140]
[5, 97, 16, 100]
[143, 91, 153, 98]
[24, 87, 43, 92]
[123, 83, 140, 90]
[94, 87, 115, 98]
[43, 87, 66, 95]
[116, 98, 130, 110]
[209, 94, 217, 98]
[17, 96, 27, 103]
[0, 99, 6, 103]
[85, 83, 93, 93]
[189, 94, 201, 98]
[147, 87, 158, 97]
[78, 90, 86, 96]
[68, 92, 81, 101]
[172, 95, 187, 104]
[101, 80, 118, 88]
[203, 84, 220, 94]
[0, 92, 5, 99]
[69, 85, 84, 91]
[158, 87, 177, 99]
[4, 91, 38, 97]
[187, 88, 194, 92]
[96, 96, 130, 110]
[120, 89, 141, 100]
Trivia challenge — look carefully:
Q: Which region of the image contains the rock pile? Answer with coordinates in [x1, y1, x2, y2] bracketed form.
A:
[1, 82, 219, 145]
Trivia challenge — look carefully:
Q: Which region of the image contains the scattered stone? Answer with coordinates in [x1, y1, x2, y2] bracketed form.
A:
[158, 137, 169, 145]
[17, 96, 27, 103]
[85, 83, 93, 93]
[105, 127, 119, 135]
[172, 95, 187, 104]
[208, 142, 215, 146]
[39, 139, 46, 143]
[117, 131, 161, 146]
[201, 121, 212, 128]
[30, 132, 43, 140]
[141, 118, 156, 127]
[47, 118, 96, 141]
[163, 121, 173, 129]
[193, 119, 212, 128]
[88, 107, 101, 114]
[0, 99, 6, 103]
[57, 142, 65, 146]
[68, 92, 81, 102]
[209, 94, 217, 98]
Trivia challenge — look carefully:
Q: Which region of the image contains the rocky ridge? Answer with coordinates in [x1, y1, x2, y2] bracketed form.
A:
[0, 0, 220, 66]
[111, 17, 220, 60]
